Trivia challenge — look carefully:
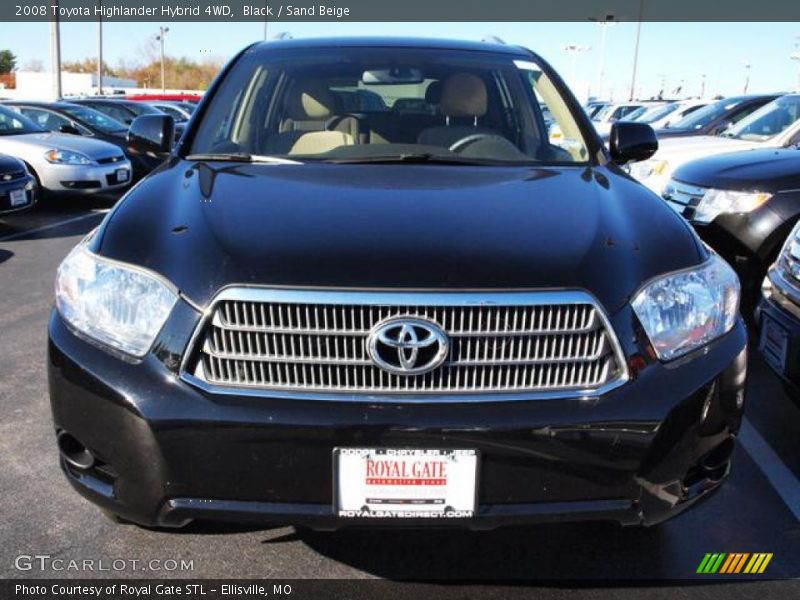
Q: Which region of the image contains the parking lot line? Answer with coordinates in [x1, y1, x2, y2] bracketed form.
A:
[0, 210, 108, 243]
[739, 417, 800, 521]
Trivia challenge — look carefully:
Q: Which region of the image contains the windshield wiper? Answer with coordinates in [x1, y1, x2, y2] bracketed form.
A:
[185, 152, 302, 165]
[323, 153, 517, 166]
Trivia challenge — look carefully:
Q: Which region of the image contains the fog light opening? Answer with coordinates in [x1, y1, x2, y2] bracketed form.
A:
[701, 437, 736, 474]
[57, 431, 95, 470]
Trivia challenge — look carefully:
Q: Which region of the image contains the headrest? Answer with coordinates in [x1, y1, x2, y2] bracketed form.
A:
[286, 79, 337, 121]
[439, 73, 487, 118]
[425, 80, 442, 104]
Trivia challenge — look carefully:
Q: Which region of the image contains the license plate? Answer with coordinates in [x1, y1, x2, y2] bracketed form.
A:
[760, 314, 789, 373]
[335, 448, 478, 519]
[9, 188, 26, 207]
[116, 168, 129, 183]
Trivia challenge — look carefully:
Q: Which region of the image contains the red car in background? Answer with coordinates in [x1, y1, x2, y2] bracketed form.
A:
[125, 93, 203, 104]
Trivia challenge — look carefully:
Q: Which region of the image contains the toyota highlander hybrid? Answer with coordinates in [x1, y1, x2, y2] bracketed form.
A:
[48, 38, 746, 529]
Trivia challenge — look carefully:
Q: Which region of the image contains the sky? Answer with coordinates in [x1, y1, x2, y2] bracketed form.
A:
[2, 21, 799, 99]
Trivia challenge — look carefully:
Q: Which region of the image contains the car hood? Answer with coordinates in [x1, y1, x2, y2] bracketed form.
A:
[96, 161, 704, 313]
[672, 147, 800, 192]
[0, 132, 123, 160]
[0, 153, 24, 173]
[653, 135, 759, 166]
[655, 127, 704, 139]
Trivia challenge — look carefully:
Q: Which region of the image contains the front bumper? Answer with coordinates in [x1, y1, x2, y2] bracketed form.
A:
[757, 268, 800, 392]
[48, 304, 748, 530]
[0, 173, 36, 215]
[37, 159, 132, 195]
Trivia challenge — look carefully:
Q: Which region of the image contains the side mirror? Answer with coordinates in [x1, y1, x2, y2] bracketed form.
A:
[609, 121, 658, 165]
[58, 124, 81, 135]
[127, 115, 174, 155]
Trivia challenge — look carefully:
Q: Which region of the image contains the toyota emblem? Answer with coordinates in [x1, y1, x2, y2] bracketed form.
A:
[366, 317, 449, 375]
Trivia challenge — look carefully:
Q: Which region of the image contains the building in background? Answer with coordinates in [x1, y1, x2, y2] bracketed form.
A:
[1, 71, 136, 100]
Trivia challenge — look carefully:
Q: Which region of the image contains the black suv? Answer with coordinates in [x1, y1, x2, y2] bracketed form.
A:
[48, 38, 746, 530]
[664, 147, 800, 319]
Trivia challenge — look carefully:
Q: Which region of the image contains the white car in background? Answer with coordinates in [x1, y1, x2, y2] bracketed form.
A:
[592, 102, 648, 136]
[630, 94, 800, 193]
[645, 100, 710, 130]
[0, 104, 131, 197]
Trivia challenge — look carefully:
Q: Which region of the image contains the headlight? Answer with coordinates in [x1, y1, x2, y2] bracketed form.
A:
[55, 241, 178, 357]
[632, 254, 740, 361]
[775, 220, 800, 280]
[629, 159, 669, 181]
[44, 149, 93, 165]
[694, 189, 771, 224]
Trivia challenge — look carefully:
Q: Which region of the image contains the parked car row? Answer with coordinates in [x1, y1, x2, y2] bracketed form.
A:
[590, 92, 800, 397]
[0, 95, 202, 216]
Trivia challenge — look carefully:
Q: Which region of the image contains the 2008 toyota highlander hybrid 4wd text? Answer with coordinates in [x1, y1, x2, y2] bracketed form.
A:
[48, 37, 746, 529]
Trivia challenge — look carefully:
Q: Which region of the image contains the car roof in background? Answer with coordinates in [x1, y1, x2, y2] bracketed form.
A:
[3, 100, 89, 109]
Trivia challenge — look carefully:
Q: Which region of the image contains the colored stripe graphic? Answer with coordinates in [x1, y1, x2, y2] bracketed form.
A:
[697, 553, 727, 573]
[733, 553, 750, 573]
[698, 553, 772, 574]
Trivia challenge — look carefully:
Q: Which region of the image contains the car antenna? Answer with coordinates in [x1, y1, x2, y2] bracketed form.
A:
[482, 35, 506, 45]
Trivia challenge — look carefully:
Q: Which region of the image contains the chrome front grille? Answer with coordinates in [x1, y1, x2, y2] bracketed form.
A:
[96, 155, 125, 165]
[183, 289, 628, 398]
[1, 169, 26, 182]
[662, 179, 707, 221]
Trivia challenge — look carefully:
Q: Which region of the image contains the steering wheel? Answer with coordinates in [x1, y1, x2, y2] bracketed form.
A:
[448, 133, 502, 153]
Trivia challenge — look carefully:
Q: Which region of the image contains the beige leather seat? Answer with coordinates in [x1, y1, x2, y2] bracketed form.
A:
[417, 73, 497, 148]
[264, 79, 357, 155]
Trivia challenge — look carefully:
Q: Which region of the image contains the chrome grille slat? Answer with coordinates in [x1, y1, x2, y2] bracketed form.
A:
[184, 290, 627, 397]
[662, 180, 707, 220]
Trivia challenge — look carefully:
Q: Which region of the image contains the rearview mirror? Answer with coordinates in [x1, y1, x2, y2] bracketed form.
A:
[609, 121, 658, 165]
[362, 68, 424, 85]
[127, 115, 174, 156]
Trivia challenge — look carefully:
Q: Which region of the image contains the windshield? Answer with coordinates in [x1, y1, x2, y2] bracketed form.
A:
[669, 99, 742, 130]
[60, 104, 128, 133]
[725, 95, 800, 142]
[189, 48, 591, 165]
[0, 105, 44, 135]
[638, 103, 680, 123]
[125, 102, 164, 117]
[623, 105, 649, 121]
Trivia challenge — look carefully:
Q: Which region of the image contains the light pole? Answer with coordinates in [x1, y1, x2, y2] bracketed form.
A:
[700, 73, 706, 98]
[156, 26, 169, 93]
[589, 14, 617, 100]
[561, 43, 590, 89]
[49, 0, 62, 99]
[743, 61, 751, 94]
[628, 0, 644, 101]
[791, 37, 800, 92]
[97, 0, 103, 95]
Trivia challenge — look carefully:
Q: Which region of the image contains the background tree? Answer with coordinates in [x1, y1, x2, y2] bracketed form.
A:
[0, 49, 18, 75]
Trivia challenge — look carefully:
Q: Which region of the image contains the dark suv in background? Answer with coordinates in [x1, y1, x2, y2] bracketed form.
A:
[49, 37, 745, 530]
[657, 94, 779, 139]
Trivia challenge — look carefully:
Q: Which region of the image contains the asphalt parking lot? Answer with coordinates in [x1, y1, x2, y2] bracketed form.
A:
[1, 196, 799, 592]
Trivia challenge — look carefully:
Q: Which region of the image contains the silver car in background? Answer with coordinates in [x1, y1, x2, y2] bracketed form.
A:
[0, 105, 131, 197]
